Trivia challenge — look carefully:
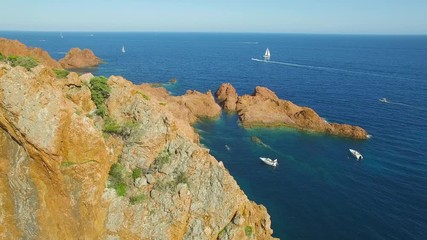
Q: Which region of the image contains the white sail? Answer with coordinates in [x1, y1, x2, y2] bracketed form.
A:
[264, 48, 270, 60]
[121, 45, 125, 53]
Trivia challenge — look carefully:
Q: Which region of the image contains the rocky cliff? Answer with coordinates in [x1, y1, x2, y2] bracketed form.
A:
[0, 38, 61, 68]
[0, 61, 276, 239]
[0, 38, 102, 70]
[215, 83, 368, 140]
[59, 48, 102, 69]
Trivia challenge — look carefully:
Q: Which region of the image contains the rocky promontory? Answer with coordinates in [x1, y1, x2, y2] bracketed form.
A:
[0, 38, 102, 70]
[0, 41, 276, 239]
[216, 83, 368, 139]
[0, 38, 61, 68]
[59, 48, 102, 68]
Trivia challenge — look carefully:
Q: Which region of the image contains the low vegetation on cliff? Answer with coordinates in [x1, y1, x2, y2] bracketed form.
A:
[89, 76, 111, 117]
[0, 53, 38, 70]
[53, 68, 70, 79]
[0, 39, 277, 239]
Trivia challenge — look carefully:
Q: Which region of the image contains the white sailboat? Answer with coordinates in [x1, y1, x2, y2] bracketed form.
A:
[121, 45, 126, 53]
[263, 48, 271, 60]
[60, 32, 64, 39]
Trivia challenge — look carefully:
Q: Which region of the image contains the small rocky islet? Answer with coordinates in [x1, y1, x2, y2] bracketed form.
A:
[215, 82, 368, 140]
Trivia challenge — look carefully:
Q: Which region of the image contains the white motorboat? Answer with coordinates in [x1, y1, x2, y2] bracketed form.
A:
[263, 48, 271, 61]
[379, 98, 388, 103]
[260, 157, 278, 167]
[349, 149, 363, 160]
[225, 145, 231, 151]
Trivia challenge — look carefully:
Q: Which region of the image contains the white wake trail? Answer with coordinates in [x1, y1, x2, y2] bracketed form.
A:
[251, 58, 413, 81]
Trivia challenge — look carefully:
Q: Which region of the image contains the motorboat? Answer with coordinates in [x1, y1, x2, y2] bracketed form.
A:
[260, 157, 278, 167]
[225, 145, 231, 151]
[349, 149, 363, 160]
[379, 98, 388, 103]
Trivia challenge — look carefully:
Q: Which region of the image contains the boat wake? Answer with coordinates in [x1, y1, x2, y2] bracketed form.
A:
[251, 58, 414, 81]
[380, 99, 427, 111]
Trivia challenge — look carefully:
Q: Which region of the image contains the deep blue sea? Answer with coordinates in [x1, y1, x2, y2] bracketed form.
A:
[1, 32, 426, 240]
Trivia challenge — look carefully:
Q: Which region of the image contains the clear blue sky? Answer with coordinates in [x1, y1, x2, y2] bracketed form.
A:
[1, 0, 426, 34]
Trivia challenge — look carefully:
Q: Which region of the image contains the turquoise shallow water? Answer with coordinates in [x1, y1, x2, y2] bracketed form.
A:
[1, 32, 426, 239]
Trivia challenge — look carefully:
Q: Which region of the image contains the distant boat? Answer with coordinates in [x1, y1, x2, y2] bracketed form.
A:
[225, 145, 231, 151]
[260, 157, 278, 167]
[60, 33, 64, 39]
[121, 45, 126, 53]
[379, 98, 388, 103]
[349, 149, 363, 160]
[264, 48, 271, 60]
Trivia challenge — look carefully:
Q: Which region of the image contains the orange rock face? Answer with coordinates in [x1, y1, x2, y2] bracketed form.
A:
[215, 84, 368, 139]
[0, 63, 276, 239]
[215, 83, 238, 111]
[169, 90, 222, 123]
[59, 48, 102, 68]
[0, 38, 61, 68]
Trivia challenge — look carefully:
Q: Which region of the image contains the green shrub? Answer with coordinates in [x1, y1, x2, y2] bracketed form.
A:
[108, 162, 127, 197]
[115, 182, 127, 196]
[132, 168, 143, 180]
[121, 121, 139, 136]
[109, 163, 125, 181]
[104, 117, 122, 134]
[130, 193, 146, 205]
[53, 68, 70, 79]
[136, 90, 150, 100]
[7, 55, 38, 70]
[96, 105, 107, 118]
[61, 161, 77, 168]
[245, 226, 253, 237]
[176, 172, 188, 185]
[0, 53, 5, 61]
[154, 150, 171, 168]
[89, 76, 111, 117]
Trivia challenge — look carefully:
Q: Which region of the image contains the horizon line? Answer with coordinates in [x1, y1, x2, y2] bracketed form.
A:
[1, 30, 427, 36]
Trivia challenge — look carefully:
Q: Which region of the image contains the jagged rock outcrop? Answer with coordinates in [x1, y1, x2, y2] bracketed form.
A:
[215, 84, 368, 139]
[0, 61, 276, 239]
[59, 48, 102, 69]
[215, 83, 238, 111]
[0, 38, 61, 68]
[168, 90, 222, 124]
[131, 83, 222, 125]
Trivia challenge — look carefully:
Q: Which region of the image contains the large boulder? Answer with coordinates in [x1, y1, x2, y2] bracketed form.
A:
[215, 83, 239, 111]
[59, 48, 102, 68]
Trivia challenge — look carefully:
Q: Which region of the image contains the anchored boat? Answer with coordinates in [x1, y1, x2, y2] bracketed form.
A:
[349, 149, 363, 160]
[260, 157, 278, 167]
